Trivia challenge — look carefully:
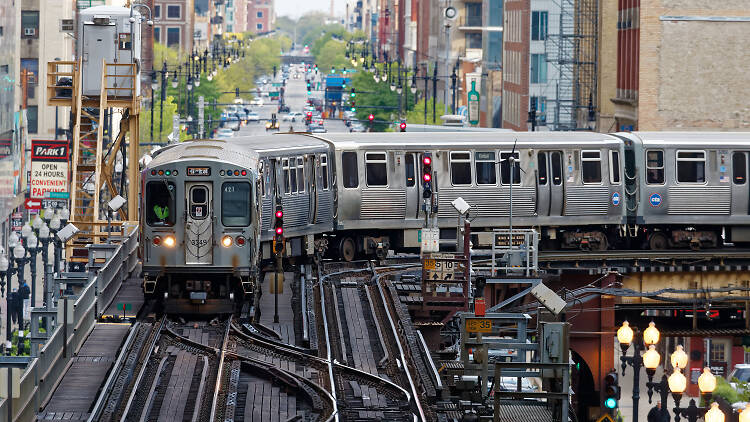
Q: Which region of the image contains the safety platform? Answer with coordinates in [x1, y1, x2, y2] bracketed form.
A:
[258, 271, 297, 346]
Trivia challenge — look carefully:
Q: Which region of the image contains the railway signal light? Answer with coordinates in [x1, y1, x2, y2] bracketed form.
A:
[273, 205, 284, 254]
[603, 370, 620, 411]
[350, 88, 356, 98]
[399, 121, 407, 132]
[422, 153, 433, 198]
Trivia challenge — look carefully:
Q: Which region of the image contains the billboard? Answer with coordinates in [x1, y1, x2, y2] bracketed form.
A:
[30, 140, 69, 199]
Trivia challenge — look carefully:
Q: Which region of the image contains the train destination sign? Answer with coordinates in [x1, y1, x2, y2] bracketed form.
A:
[187, 167, 211, 176]
[30, 140, 69, 200]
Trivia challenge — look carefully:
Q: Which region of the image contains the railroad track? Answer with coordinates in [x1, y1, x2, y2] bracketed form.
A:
[121, 317, 230, 422]
[318, 261, 425, 421]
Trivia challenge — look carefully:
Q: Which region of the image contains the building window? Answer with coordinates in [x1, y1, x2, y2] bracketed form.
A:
[365, 152, 388, 186]
[530, 96, 546, 124]
[20, 58, 38, 84]
[451, 152, 472, 185]
[167, 5, 181, 19]
[154, 5, 161, 18]
[342, 151, 359, 188]
[257, 11, 263, 18]
[21, 11, 39, 38]
[709, 342, 726, 363]
[581, 150, 602, 184]
[257, 23, 263, 30]
[27, 106, 38, 134]
[531, 54, 547, 83]
[154, 27, 160, 43]
[676, 151, 706, 183]
[465, 3, 482, 26]
[475, 152, 496, 185]
[166, 27, 180, 47]
[531, 11, 548, 41]
[646, 150, 664, 184]
[466, 33, 482, 49]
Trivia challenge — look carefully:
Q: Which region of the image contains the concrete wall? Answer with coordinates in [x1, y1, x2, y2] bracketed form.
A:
[596, 0, 617, 132]
[501, 0, 530, 130]
[639, 2, 750, 130]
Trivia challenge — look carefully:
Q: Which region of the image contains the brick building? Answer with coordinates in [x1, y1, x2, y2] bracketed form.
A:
[153, 0, 195, 53]
[612, 0, 750, 131]
[247, 0, 274, 34]
[501, 0, 529, 131]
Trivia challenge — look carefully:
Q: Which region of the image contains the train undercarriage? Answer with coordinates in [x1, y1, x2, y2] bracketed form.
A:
[143, 271, 255, 314]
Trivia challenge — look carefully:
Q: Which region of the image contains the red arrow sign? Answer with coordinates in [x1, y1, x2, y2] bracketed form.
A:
[25, 198, 41, 210]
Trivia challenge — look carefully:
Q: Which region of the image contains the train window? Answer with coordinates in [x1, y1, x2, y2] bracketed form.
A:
[475, 152, 496, 185]
[297, 157, 305, 193]
[342, 151, 359, 188]
[189, 186, 208, 219]
[500, 152, 521, 185]
[289, 158, 298, 193]
[146, 181, 176, 226]
[537, 153, 548, 185]
[609, 150, 621, 184]
[366, 152, 388, 186]
[222, 182, 251, 226]
[676, 150, 706, 183]
[283, 158, 291, 193]
[646, 150, 664, 184]
[321, 154, 329, 190]
[451, 151, 472, 185]
[734, 153, 746, 185]
[551, 152, 562, 185]
[405, 154, 415, 187]
[192, 187, 206, 204]
[581, 150, 602, 184]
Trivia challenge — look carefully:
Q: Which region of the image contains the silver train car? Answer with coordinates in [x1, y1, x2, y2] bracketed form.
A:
[140, 140, 261, 313]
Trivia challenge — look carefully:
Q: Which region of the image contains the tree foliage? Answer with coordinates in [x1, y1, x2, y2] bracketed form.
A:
[314, 39, 350, 75]
[405, 97, 448, 126]
[140, 95, 179, 142]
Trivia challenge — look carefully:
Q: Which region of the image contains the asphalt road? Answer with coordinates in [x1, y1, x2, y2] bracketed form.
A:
[231, 67, 348, 137]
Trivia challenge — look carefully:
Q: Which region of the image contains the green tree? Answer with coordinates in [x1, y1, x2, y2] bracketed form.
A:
[350, 70, 400, 131]
[314, 39, 350, 75]
[140, 95, 179, 142]
[405, 97, 448, 126]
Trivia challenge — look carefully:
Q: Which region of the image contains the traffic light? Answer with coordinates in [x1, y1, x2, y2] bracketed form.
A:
[273, 65, 277, 77]
[273, 205, 284, 255]
[399, 121, 407, 132]
[350, 88, 355, 98]
[603, 370, 620, 411]
[368, 114, 374, 122]
[235, 87, 240, 98]
[422, 153, 432, 198]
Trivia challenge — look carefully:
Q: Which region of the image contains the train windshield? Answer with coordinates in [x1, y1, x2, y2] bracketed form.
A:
[222, 182, 251, 226]
[146, 181, 176, 226]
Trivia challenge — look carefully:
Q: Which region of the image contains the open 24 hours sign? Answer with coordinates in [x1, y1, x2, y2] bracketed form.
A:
[30, 140, 69, 199]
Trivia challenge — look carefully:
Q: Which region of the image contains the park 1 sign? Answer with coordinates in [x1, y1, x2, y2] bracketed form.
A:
[30, 140, 68, 199]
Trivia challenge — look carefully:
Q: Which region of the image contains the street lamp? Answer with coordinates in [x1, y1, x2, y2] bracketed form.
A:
[12, 242, 26, 349]
[739, 405, 750, 422]
[697, 367, 716, 401]
[671, 345, 688, 370]
[49, 213, 62, 273]
[671, 366, 718, 422]
[38, 224, 51, 307]
[704, 403, 725, 422]
[172, 74, 179, 89]
[26, 234, 38, 308]
[617, 320, 661, 422]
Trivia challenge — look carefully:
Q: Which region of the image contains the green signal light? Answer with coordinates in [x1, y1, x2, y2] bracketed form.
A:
[604, 398, 617, 409]
[165, 170, 171, 176]
[350, 93, 355, 97]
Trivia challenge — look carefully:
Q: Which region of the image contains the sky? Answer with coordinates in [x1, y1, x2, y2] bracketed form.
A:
[275, 0, 346, 20]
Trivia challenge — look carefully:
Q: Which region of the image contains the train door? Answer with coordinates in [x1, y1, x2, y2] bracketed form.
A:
[309, 155, 318, 224]
[404, 152, 420, 219]
[536, 151, 564, 216]
[185, 182, 213, 265]
[731, 151, 749, 214]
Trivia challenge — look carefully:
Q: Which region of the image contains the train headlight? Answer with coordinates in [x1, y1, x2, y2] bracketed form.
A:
[163, 235, 176, 248]
[235, 236, 246, 246]
[222, 235, 233, 247]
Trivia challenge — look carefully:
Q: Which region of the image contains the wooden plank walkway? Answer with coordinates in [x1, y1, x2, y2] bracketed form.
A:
[239, 374, 299, 422]
[103, 277, 145, 318]
[340, 287, 378, 375]
[258, 271, 297, 346]
[37, 323, 131, 421]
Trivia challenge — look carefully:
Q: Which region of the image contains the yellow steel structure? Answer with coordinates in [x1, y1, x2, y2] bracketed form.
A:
[47, 59, 140, 263]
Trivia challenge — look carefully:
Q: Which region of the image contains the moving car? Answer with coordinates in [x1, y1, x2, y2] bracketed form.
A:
[250, 97, 264, 106]
[350, 122, 366, 132]
[247, 112, 260, 122]
[283, 112, 303, 122]
[214, 128, 234, 140]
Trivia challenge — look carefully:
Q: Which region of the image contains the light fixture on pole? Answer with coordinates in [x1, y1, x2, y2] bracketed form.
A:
[704, 403, 725, 422]
[617, 320, 661, 422]
[26, 233, 38, 308]
[739, 405, 750, 422]
[172, 74, 179, 88]
[38, 223, 51, 307]
[671, 345, 688, 370]
[697, 367, 716, 402]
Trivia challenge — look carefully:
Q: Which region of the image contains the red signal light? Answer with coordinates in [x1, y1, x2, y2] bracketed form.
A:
[399, 122, 407, 130]
[423, 173, 431, 182]
[241, 170, 247, 176]
[275, 226, 284, 235]
[423, 156, 431, 166]
[307, 112, 312, 117]
[368, 114, 374, 121]
[275, 210, 283, 218]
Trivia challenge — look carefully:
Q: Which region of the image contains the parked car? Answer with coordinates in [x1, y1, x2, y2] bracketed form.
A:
[730, 364, 750, 389]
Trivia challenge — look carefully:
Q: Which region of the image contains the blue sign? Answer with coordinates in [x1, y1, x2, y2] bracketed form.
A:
[649, 193, 662, 207]
[612, 192, 620, 206]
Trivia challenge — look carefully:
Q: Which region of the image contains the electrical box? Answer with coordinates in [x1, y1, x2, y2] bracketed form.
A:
[77, 6, 142, 97]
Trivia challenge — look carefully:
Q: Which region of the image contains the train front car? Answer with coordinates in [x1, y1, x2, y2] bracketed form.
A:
[140, 141, 261, 314]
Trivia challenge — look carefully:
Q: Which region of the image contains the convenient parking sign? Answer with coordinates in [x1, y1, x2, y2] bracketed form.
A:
[649, 193, 662, 207]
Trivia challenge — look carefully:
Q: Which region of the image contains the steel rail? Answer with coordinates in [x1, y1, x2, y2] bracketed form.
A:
[120, 316, 166, 420]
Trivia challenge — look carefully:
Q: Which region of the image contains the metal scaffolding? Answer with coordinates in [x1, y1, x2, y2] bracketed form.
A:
[544, 0, 598, 130]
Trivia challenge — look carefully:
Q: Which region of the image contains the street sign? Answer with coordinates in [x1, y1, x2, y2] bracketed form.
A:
[30, 140, 69, 199]
[420, 228, 439, 253]
[466, 318, 492, 333]
[269, 91, 280, 98]
[41, 199, 66, 210]
[24, 198, 41, 210]
[596, 414, 615, 422]
[423, 253, 467, 281]
[47, 191, 69, 199]
[116, 303, 132, 311]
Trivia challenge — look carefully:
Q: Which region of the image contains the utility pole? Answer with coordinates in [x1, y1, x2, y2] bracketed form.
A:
[451, 65, 457, 115]
[432, 63, 438, 123]
[423, 64, 428, 124]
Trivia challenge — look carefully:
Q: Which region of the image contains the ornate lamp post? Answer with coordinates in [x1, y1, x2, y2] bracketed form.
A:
[38, 224, 51, 307]
[0, 253, 9, 346]
[670, 366, 718, 422]
[11, 242, 26, 353]
[48, 213, 62, 274]
[739, 405, 750, 422]
[617, 321, 661, 422]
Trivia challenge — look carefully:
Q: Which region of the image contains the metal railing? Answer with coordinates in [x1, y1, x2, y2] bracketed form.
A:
[0, 225, 139, 422]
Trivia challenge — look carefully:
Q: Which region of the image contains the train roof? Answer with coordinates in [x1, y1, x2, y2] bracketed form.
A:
[621, 131, 750, 148]
[228, 133, 329, 155]
[315, 131, 621, 149]
[146, 139, 259, 169]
